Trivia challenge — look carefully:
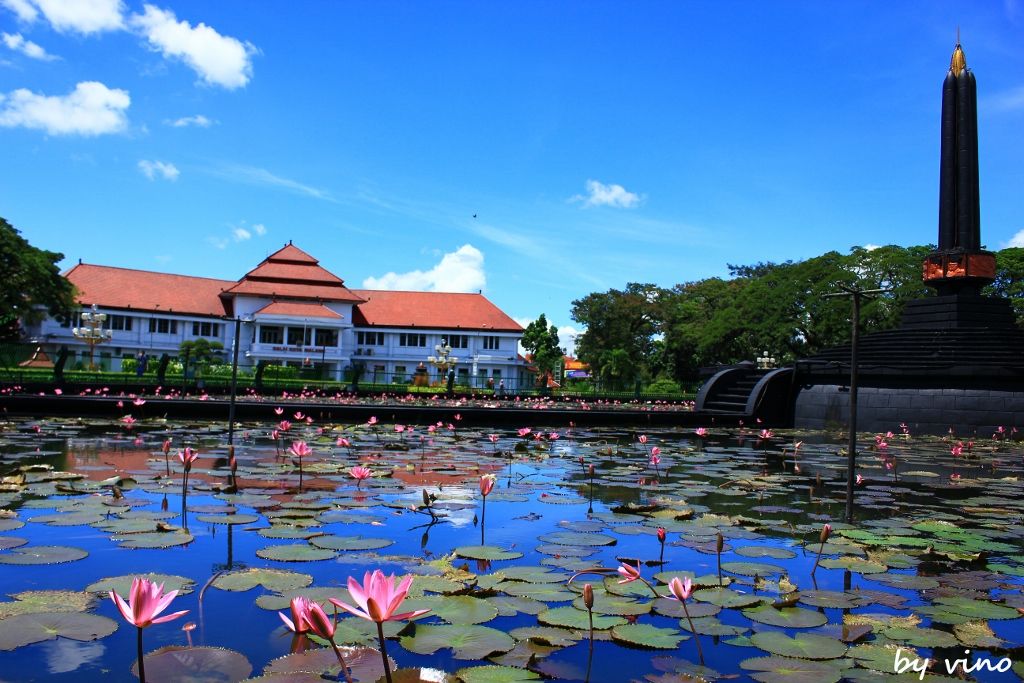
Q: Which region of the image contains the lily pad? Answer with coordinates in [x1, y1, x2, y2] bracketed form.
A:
[115, 531, 194, 549]
[735, 545, 798, 560]
[400, 624, 515, 659]
[131, 646, 252, 681]
[263, 645, 392, 681]
[749, 631, 847, 659]
[721, 561, 786, 577]
[0, 545, 87, 565]
[743, 604, 828, 628]
[309, 535, 394, 551]
[536, 531, 616, 546]
[0, 590, 94, 619]
[537, 606, 626, 630]
[195, 513, 260, 525]
[0, 612, 118, 650]
[399, 595, 496, 625]
[454, 665, 541, 683]
[609, 623, 687, 649]
[256, 544, 338, 562]
[453, 546, 523, 561]
[739, 656, 843, 683]
[86, 573, 195, 597]
[212, 568, 314, 593]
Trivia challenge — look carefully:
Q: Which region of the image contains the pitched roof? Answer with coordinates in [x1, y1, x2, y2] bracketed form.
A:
[255, 301, 343, 319]
[350, 290, 523, 331]
[65, 264, 232, 317]
[223, 242, 362, 302]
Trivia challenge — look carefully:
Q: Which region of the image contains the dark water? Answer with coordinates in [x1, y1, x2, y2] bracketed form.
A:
[0, 415, 1021, 682]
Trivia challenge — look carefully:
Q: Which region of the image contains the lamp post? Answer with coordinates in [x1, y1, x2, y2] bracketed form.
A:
[756, 351, 777, 370]
[72, 304, 112, 370]
[427, 339, 458, 385]
[225, 316, 251, 449]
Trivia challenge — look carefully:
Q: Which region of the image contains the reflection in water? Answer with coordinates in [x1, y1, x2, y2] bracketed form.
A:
[41, 638, 105, 674]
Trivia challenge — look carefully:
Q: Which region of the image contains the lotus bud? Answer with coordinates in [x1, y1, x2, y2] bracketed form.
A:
[820, 523, 832, 543]
[583, 583, 594, 609]
[716, 531, 724, 553]
[422, 489, 431, 507]
[657, 527, 666, 544]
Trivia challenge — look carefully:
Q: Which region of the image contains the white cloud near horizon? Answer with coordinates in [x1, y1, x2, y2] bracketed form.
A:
[0, 81, 129, 135]
[363, 244, 486, 293]
[571, 179, 642, 209]
[2, 31, 57, 60]
[167, 113, 213, 127]
[513, 316, 581, 357]
[1007, 229, 1024, 248]
[4, 0, 125, 34]
[131, 4, 255, 89]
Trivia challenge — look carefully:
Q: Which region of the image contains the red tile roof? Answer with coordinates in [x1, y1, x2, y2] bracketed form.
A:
[350, 290, 523, 331]
[65, 264, 232, 317]
[255, 301, 343, 319]
[223, 242, 362, 302]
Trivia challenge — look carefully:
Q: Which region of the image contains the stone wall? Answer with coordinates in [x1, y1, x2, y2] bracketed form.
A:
[793, 384, 1024, 436]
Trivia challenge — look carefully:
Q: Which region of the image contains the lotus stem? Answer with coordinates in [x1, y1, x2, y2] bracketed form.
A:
[480, 497, 486, 545]
[812, 540, 826, 575]
[328, 637, 354, 683]
[681, 600, 704, 665]
[376, 621, 392, 683]
[136, 626, 146, 683]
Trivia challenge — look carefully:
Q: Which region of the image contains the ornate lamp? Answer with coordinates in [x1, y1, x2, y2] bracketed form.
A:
[72, 304, 113, 370]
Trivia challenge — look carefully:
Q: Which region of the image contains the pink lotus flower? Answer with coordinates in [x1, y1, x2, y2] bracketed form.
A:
[54, 388, 62, 395]
[351, 465, 372, 484]
[289, 441, 313, 458]
[950, 472, 961, 482]
[367, 416, 378, 426]
[279, 596, 314, 634]
[133, 398, 146, 406]
[668, 576, 692, 602]
[548, 432, 560, 440]
[695, 427, 708, 437]
[278, 420, 292, 432]
[330, 570, 430, 623]
[337, 437, 351, 448]
[121, 415, 136, 426]
[479, 474, 496, 496]
[856, 474, 865, 485]
[617, 562, 641, 584]
[110, 577, 188, 629]
[638, 434, 648, 445]
[759, 429, 773, 439]
[395, 424, 406, 433]
[951, 442, 963, 457]
[294, 412, 305, 420]
[453, 413, 462, 421]
[488, 434, 499, 443]
[162, 439, 171, 455]
[178, 447, 198, 468]
[517, 427, 531, 437]
[656, 527, 666, 543]
[271, 429, 279, 441]
[274, 407, 284, 415]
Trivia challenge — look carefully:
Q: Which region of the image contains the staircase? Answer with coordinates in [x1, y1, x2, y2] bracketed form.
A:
[696, 367, 768, 415]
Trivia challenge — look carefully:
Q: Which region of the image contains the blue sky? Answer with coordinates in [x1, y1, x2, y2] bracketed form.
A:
[2, 1, 1023, 353]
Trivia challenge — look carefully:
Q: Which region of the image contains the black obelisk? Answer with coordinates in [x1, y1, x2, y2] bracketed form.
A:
[924, 42, 995, 297]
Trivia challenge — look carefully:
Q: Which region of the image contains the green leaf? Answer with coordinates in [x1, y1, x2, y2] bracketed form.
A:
[453, 665, 541, 683]
[743, 604, 828, 628]
[256, 544, 338, 562]
[749, 632, 847, 660]
[537, 606, 626, 630]
[610, 623, 687, 649]
[211, 568, 313, 593]
[309, 535, 394, 551]
[739, 656, 843, 683]
[0, 612, 118, 650]
[399, 624, 515, 660]
[130, 646, 252, 682]
[0, 545, 87, 564]
[399, 595, 496, 625]
[453, 546, 523, 561]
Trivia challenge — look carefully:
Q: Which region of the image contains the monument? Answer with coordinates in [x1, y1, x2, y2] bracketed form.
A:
[791, 42, 1024, 434]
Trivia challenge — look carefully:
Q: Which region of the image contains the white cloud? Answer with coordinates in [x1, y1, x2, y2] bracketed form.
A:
[167, 114, 213, 127]
[131, 4, 255, 89]
[513, 317, 580, 356]
[208, 162, 333, 201]
[206, 236, 228, 250]
[1007, 229, 1024, 248]
[1, 0, 38, 22]
[571, 179, 642, 209]
[0, 81, 129, 136]
[2, 32, 57, 60]
[28, 0, 124, 34]
[138, 159, 178, 181]
[363, 244, 486, 293]
[252, 223, 266, 235]
[862, 243, 881, 251]
[232, 226, 250, 241]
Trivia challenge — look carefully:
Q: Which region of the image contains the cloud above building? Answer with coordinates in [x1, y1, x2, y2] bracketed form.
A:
[3, 0, 125, 34]
[138, 159, 179, 180]
[571, 179, 642, 209]
[363, 244, 486, 293]
[0, 80, 129, 135]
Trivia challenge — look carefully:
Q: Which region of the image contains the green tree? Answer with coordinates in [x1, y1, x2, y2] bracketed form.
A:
[988, 247, 1024, 325]
[0, 217, 77, 341]
[179, 338, 225, 377]
[521, 313, 563, 382]
[571, 283, 661, 386]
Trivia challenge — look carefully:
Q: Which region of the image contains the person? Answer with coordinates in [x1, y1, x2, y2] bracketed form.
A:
[136, 351, 148, 378]
[498, 379, 505, 397]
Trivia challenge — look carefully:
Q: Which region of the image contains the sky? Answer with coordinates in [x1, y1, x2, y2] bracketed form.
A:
[2, 1, 1023, 355]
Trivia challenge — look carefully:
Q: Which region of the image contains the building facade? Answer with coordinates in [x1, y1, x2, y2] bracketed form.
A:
[27, 243, 528, 389]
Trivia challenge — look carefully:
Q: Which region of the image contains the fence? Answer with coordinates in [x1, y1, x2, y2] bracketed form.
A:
[0, 342, 700, 403]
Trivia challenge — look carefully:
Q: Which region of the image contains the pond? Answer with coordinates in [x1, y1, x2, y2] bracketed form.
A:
[0, 413, 1021, 682]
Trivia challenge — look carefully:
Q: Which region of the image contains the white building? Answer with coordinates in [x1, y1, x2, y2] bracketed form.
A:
[28, 243, 528, 388]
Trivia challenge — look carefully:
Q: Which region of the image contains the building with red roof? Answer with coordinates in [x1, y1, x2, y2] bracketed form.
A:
[28, 243, 526, 387]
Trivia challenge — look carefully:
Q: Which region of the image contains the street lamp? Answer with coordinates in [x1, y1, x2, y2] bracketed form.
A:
[427, 339, 458, 383]
[72, 304, 112, 370]
[756, 351, 777, 370]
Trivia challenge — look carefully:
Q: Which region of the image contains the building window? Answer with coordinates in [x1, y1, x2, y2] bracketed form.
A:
[314, 328, 338, 347]
[483, 335, 500, 350]
[394, 365, 407, 383]
[287, 327, 311, 346]
[357, 331, 384, 346]
[148, 319, 177, 334]
[259, 326, 283, 344]
[192, 321, 220, 337]
[399, 333, 426, 347]
[110, 315, 132, 331]
[447, 335, 469, 349]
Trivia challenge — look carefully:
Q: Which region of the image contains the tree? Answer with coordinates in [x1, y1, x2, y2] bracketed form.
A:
[0, 217, 77, 341]
[571, 283, 661, 386]
[179, 338, 225, 378]
[521, 314, 563, 381]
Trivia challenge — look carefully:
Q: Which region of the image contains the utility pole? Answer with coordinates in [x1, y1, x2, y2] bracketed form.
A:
[824, 286, 884, 523]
